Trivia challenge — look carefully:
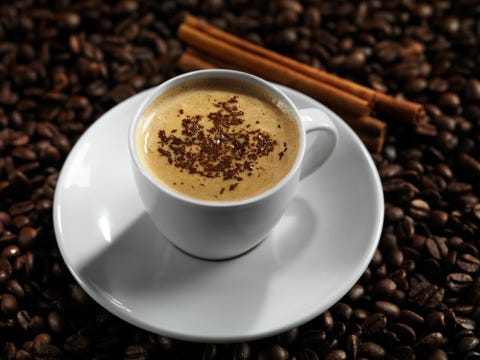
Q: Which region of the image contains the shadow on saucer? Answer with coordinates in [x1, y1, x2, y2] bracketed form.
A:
[267, 197, 317, 265]
[78, 210, 275, 338]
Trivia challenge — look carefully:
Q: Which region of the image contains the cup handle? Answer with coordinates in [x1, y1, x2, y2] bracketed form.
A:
[299, 108, 338, 180]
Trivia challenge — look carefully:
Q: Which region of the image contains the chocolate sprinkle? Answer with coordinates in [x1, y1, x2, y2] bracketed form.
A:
[155, 96, 277, 187]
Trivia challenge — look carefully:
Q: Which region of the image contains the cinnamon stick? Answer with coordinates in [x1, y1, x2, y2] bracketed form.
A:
[177, 17, 392, 153]
[178, 23, 371, 117]
[338, 113, 387, 138]
[181, 15, 425, 125]
[177, 49, 217, 72]
[374, 92, 426, 125]
[358, 132, 385, 154]
[178, 49, 386, 153]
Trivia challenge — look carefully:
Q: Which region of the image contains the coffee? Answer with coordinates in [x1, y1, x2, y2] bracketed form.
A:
[136, 78, 300, 201]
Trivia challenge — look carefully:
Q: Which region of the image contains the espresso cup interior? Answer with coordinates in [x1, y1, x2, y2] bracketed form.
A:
[130, 70, 307, 205]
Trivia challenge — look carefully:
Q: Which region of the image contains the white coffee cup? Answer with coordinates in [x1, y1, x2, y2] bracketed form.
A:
[129, 69, 338, 260]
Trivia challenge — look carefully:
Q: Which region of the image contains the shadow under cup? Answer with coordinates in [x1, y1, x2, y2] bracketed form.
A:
[128, 69, 335, 260]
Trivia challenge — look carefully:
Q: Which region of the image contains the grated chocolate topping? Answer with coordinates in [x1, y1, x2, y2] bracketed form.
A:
[156, 96, 279, 191]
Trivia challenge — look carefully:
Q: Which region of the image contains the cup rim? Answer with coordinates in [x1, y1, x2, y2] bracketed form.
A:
[128, 69, 307, 208]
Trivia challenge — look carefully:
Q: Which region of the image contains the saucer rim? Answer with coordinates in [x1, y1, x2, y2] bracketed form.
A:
[53, 84, 384, 342]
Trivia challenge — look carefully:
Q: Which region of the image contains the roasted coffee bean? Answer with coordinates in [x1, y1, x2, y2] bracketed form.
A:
[428, 348, 448, 360]
[380, 232, 397, 252]
[457, 153, 480, 179]
[17, 227, 37, 248]
[372, 278, 397, 299]
[1, 293, 18, 316]
[432, 115, 456, 131]
[47, 310, 67, 335]
[345, 334, 358, 358]
[6, 279, 25, 299]
[295, 348, 318, 360]
[374, 301, 400, 319]
[455, 316, 477, 331]
[446, 272, 473, 292]
[371, 249, 383, 268]
[384, 180, 419, 203]
[415, 332, 444, 350]
[343, 50, 366, 72]
[379, 164, 404, 183]
[124, 344, 148, 359]
[358, 342, 385, 359]
[457, 254, 480, 273]
[0, 257, 13, 283]
[233, 342, 250, 360]
[11, 147, 37, 161]
[457, 336, 480, 354]
[33, 343, 62, 360]
[362, 313, 387, 335]
[301, 330, 326, 349]
[409, 199, 430, 219]
[29, 315, 46, 334]
[350, 308, 367, 324]
[15, 349, 32, 360]
[258, 345, 289, 360]
[322, 338, 339, 355]
[386, 248, 404, 268]
[405, 78, 427, 93]
[464, 78, 480, 100]
[70, 283, 90, 305]
[17, 309, 31, 330]
[331, 302, 353, 321]
[2, 342, 17, 360]
[411, 234, 427, 250]
[390, 322, 416, 344]
[446, 181, 472, 195]
[464, 352, 480, 360]
[333, 321, 346, 337]
[425, 311, 446, 332]
[323, 349, 346, 360]
[9, 201, 35, 216]
[64, 334, 91, 356]
[434, 84, 458, 104]
[0, 231, 16, 245]
[11, 215, 30, 229]
[1, 245, 21, 259]
[429, 210, 449, 229]
[425, 237, 448, 260]
[376, 265, 389, 281]
[345, 284, 365, 303]
[429, 78, 449, 93]
[35, 198, 52, 212]
[155, 335, 174, 351]
[385, 204, 404, 222]
[201, 343, 217, 360]
[395, 216, 415, 240]
[388, 346, 415, 360]
[409, 282, 444, 309]
[9, 171, 32, 192]
[321, 311, 334, 332]
[277, 327, 298, 346]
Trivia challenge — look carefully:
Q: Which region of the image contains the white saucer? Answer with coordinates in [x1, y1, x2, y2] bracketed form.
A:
[53, 84, 384, 343]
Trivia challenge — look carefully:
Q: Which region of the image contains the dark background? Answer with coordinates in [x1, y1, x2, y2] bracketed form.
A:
[1, 1, 479, 359]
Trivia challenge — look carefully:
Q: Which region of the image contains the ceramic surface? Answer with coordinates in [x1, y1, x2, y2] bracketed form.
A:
[53, 85, 384, 342]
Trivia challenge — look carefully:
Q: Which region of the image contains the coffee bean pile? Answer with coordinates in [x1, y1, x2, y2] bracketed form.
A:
[1, 0, 479, 359]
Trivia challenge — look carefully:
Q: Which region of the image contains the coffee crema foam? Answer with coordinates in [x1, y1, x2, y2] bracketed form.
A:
[136, 78, 300, 201]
